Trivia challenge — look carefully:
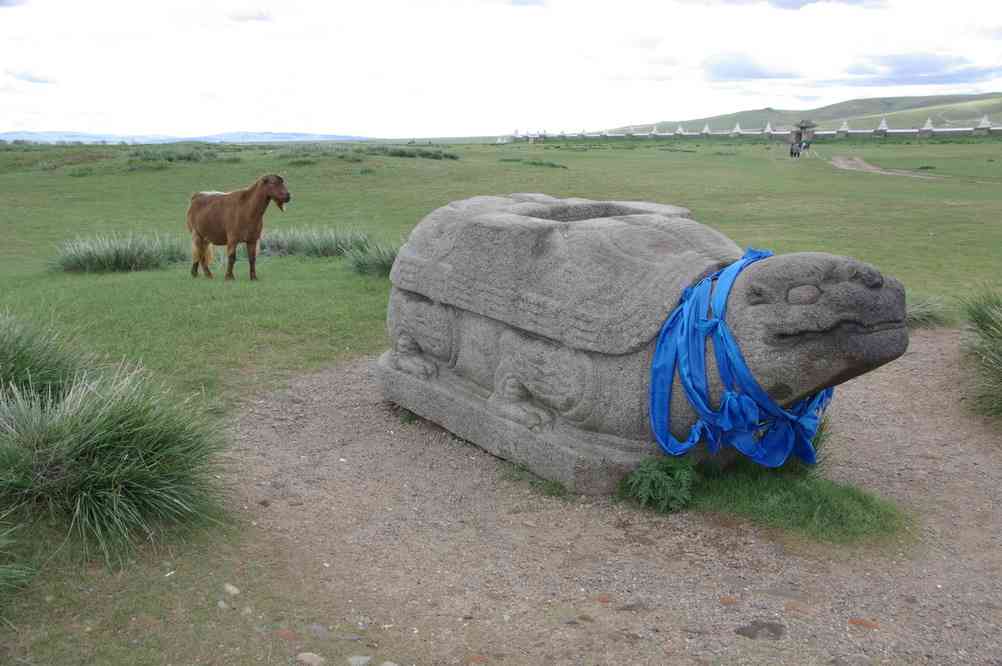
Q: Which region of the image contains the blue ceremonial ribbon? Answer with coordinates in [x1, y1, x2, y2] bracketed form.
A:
[649, 248, 833, 467]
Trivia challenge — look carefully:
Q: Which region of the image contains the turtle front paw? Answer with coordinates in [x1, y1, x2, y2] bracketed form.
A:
[391, 352, 438, 380]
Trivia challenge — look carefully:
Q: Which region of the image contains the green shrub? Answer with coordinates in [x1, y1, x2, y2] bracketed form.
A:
[346, 242, 398, 277]
[128, 147, 213, 163]
[0, 311, 85, 399]
[54, 233, 188, 273]
[618, 456, 698, 513]
[260, 228, 371, 258]
[522, 159, 568, 169]
[287, 158, 318, 167]
[906, 294, 952, 329]
[67, 166, 94, 177]
[0, 365, 225, 562]
[961, 287, 1002, 416]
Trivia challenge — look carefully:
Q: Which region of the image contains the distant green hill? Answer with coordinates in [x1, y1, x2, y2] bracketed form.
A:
[619, 93, 1002, 133]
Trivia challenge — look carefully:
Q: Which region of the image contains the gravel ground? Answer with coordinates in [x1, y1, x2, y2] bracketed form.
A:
[229, 329, 1001, 665]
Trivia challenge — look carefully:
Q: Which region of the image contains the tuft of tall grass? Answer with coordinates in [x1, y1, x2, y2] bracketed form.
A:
[360, 146, 459, 160]
[0, 365, 225, 563]
[961, 287, 1002, 416]
[260, 228, 371, 258]
[54, 234, 188, 273]
[0, 311, 85, 400]
[906, 295, 952, 329]
[346, 242, 398, 277]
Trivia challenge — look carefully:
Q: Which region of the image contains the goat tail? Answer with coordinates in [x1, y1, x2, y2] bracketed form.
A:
[191, 237, 213, 264]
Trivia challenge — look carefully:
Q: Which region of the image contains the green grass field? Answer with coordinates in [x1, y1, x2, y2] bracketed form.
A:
[3, 137, 1001, 402]
[1, 137, 1000, 663]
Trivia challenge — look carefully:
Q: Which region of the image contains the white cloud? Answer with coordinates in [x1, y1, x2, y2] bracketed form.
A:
[228, 9, 272, 22]
[0, 0, 999, 137]
[5, 68, 55, 84]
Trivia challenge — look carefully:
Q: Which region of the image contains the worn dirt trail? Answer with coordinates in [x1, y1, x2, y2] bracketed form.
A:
[228, 329, 1001, 665]
[830, 156, 940, 179]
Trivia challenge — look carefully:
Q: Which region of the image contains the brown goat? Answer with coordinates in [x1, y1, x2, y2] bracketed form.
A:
[185, 174, 292, 280]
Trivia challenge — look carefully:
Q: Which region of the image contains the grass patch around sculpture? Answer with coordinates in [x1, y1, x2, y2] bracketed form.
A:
[619, 419, 906, 543]
[689, 458, 906, 543]
[961, 287, 1002, 416]
[499, 462, 570, 498]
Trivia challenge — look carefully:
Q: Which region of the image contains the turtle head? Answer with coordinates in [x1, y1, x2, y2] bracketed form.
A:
[723, 252, 908, 405]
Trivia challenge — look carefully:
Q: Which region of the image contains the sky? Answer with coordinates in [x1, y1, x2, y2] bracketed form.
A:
[1, 0, 1001, 138]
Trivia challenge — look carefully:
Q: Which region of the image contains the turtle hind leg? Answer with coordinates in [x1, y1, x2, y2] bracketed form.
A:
[488, 373, 554, 431]
[391, 333, 439, 380]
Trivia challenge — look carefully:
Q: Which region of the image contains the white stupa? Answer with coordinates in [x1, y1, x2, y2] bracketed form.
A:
[701, 123, 711, 135]
[922, 117, 934, 130]
[877, 117, 889, 132]
[764, 121, 773, 134]
[839, 120, 850, 132]
[977, 114, 992, 129]
[675, 124, 685, 135]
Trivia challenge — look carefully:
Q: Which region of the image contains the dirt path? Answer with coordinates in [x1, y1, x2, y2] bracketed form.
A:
[830, 156, 940, 179]
[228, 329, 1001, 665]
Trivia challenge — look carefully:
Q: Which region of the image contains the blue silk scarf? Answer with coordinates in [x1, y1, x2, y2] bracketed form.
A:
[649, 248, 833, 467]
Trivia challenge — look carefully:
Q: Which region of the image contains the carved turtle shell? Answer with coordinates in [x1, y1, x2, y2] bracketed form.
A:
[390, 193, 743, 355]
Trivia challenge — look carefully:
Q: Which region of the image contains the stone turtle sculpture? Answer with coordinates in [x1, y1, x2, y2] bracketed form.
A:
[378, 194, 908, 493]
